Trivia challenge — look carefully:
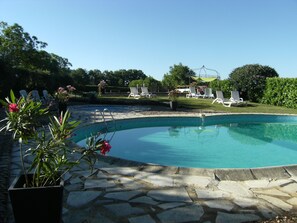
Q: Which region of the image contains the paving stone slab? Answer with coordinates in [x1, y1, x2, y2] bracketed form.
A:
[216, 212, 261, 223]
[157, 204, 204, 223]
[257, 200, 283, 218]
[215, 169, 255, 181]
[218, 181, 253, 197]
[252, 188, 290, 197]
[244, 179, 270, 188]
[267, 179, 293, 187]
[174, 175, 212, 187]
[129, 215, 156, 223]
[130, 196, 159, 205]
[111, 176, 146, 189]
[67, 191, 101, 208]
[135, 173, 174, 187]
[204, 200, 234, 211]
[85, 178, 117, 189]
[158, 202, 185, 210]
[104, 190, 143, 201]
[177, 167, 215, 177]
[104, 203, 145, 217]
[251, 167, 290, 180]
[96, 171, 110, 179]
[195, 189, 231, 199]
[101, 167, 139, 176]
[284, 165, 297, 177]
[279, 182, 297, 194]
[65, 182, 83, 191]
[148, 188, 192, 202]
[141, 165, 179, 174]
[286, 197, 297, 206]
[88, 211, 116, 223]
[233, 197, 259, 208]
[257, 195, 293, 212]
[69, 176, 83, 184]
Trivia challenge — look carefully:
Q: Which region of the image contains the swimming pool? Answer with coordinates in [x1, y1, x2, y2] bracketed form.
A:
[72, 114, 297, 169]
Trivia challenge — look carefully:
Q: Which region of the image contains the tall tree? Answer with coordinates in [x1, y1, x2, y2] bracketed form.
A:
[229, 64, 279, 102]
[0, 21, 73, 97]
[69, 68, 89, 86]
[162, 63, 195, 90]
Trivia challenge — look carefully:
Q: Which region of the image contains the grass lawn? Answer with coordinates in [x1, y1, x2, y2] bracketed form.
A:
[83, 95, 297, 115]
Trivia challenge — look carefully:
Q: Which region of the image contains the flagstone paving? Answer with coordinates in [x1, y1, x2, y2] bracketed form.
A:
[6, 105, 297, 223]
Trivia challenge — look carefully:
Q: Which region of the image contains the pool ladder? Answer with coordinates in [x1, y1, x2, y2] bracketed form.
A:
[94, 108, 116, 132]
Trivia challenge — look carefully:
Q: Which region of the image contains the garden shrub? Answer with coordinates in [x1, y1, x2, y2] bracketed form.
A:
[229, 64, 278, 102]
[209, 79, 232, 98]
[262, 78, 297, 109]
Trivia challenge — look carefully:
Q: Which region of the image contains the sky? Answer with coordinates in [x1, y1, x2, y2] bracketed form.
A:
[0, 0, 297, 81]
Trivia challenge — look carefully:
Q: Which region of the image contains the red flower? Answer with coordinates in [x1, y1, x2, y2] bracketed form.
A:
[8, 103, 19, 113]
[100, 140, 112, 155]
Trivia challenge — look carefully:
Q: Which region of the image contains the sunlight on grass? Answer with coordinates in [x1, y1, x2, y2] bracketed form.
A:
[94, 95, 297, 115]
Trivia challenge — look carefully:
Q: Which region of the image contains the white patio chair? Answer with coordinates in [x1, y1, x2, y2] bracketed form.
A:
[230, 91, 244, 103]
[128, 87, 141, 99]
[212, 91, 235, 107]
[186, 87, 202, 98]
[203, 88, 214, 98]
[140, 87, 156, 98]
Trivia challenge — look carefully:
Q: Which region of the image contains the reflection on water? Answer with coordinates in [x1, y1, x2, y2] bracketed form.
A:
[227, 123, 297, 148]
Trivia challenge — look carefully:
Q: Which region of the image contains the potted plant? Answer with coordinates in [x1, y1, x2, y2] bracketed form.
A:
[54, 85, 76, 115]
[168, 89, 179, 111]
[0, 90, 111, 223]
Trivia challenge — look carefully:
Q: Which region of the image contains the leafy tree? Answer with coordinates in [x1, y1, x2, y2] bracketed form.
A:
[162, 74, 178, 90]
[89, 69, 104, 85]
[162, 63, 195, 90]
[69, 68, 89, 86]
[113, 69, 147, 86]
[228, 64, 278, 102]
[209, 79, 232, 98]
[129, 76, 161, 92]
[0, 22, 47, 96]
[0, 21, 73, 97]
[143, 76, 162, 92]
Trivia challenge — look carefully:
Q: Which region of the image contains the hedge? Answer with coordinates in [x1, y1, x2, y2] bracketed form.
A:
[261, 78, 297, 109]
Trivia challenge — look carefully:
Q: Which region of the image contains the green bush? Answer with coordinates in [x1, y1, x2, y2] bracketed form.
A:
[262, 78, 297, 109]
[209, 79, 232, 98]
[229, 64, 278, 102]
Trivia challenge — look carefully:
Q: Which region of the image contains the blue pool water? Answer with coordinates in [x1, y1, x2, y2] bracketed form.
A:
[73, 114, 297, 169]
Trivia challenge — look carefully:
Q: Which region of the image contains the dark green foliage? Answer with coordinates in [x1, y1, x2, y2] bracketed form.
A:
[162, 63, 195, 90]
[129, 76, 163, 92]
[0, 22, 72, 98]
[228, 64, 278, 102]
[262, 78, 297, 109]
[209, 79, 232, 98]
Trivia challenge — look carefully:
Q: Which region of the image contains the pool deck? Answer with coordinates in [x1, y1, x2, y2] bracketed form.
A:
[7, 105, 297, 223]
